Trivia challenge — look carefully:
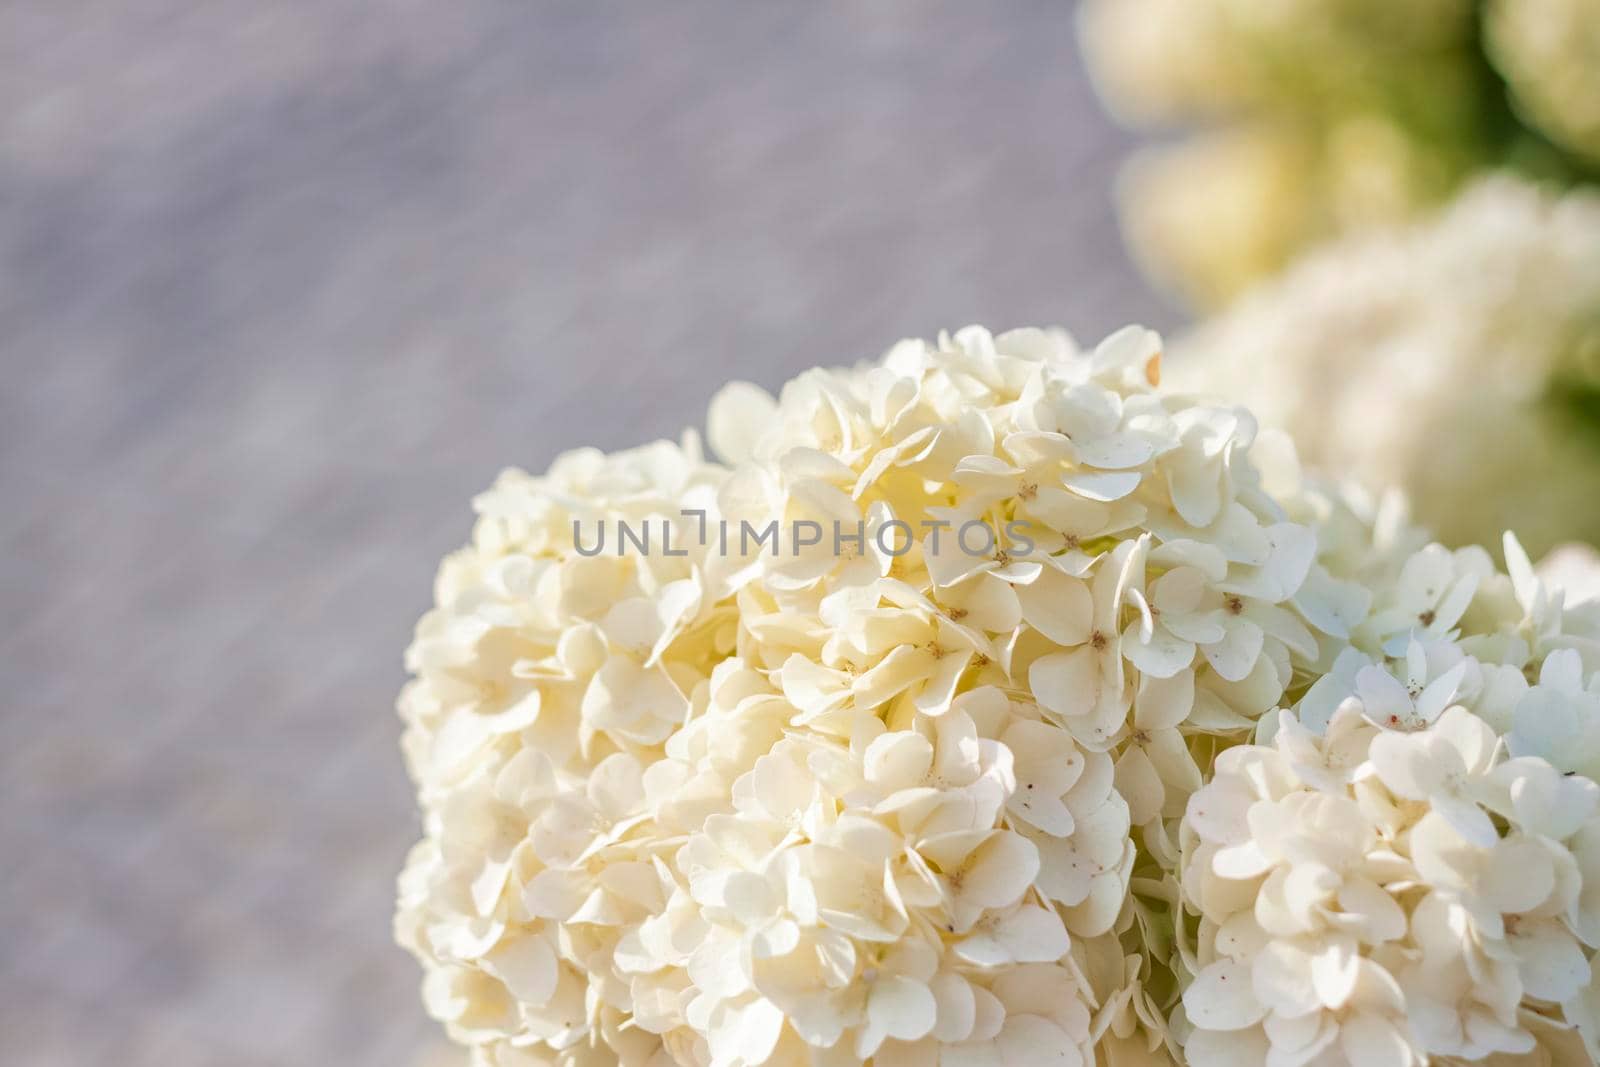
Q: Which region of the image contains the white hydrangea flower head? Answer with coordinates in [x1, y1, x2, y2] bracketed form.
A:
[396, 322, 1600, 1066]
[1173, 176, 1600, 555]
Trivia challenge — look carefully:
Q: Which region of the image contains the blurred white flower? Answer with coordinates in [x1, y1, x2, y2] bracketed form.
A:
[1487, 0, 1600, 165]
[1173, 176, 1600, 555]
[1077, 0, 1597, 308]
[1537, 542, 1600, 607]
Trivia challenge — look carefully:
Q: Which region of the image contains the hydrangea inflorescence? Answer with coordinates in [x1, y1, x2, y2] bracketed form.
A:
[396, 326, 1600, 1066]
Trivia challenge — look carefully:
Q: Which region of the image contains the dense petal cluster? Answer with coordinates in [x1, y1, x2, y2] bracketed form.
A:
[1156, 443, 1600, 1064]
[394, 439, 737, 1066]
[1172, 176, 1600, 556]
[1182, 704, 1600, 1066]
[396, 324, 1600, 1066]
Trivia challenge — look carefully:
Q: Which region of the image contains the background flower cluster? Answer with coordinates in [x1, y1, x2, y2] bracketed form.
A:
[1079, 0, 1600, 558]
[1080, 0, 1600, 310]
[1171, 176, 1600, 556]
[397, 327, 1600, 1066]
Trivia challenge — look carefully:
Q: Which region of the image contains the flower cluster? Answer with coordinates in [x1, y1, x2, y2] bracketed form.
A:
[396, 325, 1600, 1066]
[1078, 0, 1600, 308]
[1157, 447, 1600, 1065]
[394, 439, 735, 1063]
[1182, 707, 1600, 1066]
[1172, 176, 1600, 556]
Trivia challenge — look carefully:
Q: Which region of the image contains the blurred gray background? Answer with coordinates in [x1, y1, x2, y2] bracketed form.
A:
[0, 3, 1172, 1064]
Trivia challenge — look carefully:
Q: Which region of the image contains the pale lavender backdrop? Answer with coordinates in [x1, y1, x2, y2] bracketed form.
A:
[0, 3, 1174, 1064]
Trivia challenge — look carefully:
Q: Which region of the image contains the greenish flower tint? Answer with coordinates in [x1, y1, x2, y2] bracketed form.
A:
[1083, 0, 1600, 308]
